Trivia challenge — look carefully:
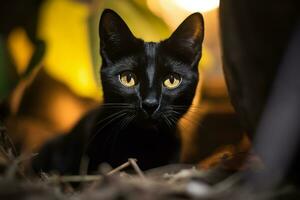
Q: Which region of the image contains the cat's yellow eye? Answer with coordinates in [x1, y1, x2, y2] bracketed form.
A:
[119, 71, 137, 87]
[163, 74, 182, 89]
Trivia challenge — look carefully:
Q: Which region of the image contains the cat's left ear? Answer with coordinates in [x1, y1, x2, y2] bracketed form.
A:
[162, 13, 204, 66]
[99, 9, 141, 62]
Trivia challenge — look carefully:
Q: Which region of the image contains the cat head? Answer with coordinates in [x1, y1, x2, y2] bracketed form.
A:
[99, 9, 204, 127]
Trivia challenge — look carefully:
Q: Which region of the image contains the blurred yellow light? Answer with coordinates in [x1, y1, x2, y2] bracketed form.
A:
[147, 0, 219, 21]
[7, 28, 34, 74]
[38, 0, 101, 100]
[147, 0, 220, 30]
[173, 0, 219, 13]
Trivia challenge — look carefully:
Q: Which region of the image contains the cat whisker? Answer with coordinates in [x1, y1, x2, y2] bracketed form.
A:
[96, 112, 127, 134]
[170, 106, 201, 111]
[181, 115, 201, 126]
[171, 108, 202, 115]
[119, 113, 135, 131]
[168, 110, 201, 126]
[169, 116, 179, 127]
[96, 110, 127, 126]
[170, 112, 200, 130]
[109, 113, 136, 158]
[162, 114, 172, 129]
[169, 105, 203, 111]
[169, 110, 181, 115]
[88, 111, 128, 147]
[170, 103, 201, 107]
[107, 115, 128, 155]
[165, 111, 179, 120]
[163, 113, 180, 130]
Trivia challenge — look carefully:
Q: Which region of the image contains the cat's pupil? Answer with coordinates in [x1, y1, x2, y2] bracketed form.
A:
[126, 74, 132, 82]
[169, 75, 175, 84]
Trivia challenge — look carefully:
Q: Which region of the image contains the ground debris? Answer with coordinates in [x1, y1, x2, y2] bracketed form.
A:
[0, 125, 299, 200]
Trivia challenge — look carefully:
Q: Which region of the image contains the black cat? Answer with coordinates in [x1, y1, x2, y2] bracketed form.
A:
[32, 9, 204, 174]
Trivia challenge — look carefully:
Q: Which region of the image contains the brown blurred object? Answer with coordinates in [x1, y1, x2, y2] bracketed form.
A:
[219, 0, 300, 186]
[198, 134, 258, 171]
[4, 70, 98, 152]
[178, 8, 247, 166]
[220, 0, 300, 139]
[180, 64, 248, 166]
[181, 102, 249, 163]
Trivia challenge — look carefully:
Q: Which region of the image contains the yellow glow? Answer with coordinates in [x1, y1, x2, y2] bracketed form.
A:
[200, 47, 213, 70]
[173, 0, 219, 13]
[7, 28, 34, 74]
[146, 0, 215, 70]
[38, 0, 100, 100]
[147, 0, 219, 30]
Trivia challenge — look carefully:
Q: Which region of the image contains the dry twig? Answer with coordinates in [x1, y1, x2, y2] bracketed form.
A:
[128, 158, 146, 179]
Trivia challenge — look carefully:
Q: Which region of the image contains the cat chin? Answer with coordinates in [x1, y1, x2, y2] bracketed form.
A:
[141, 122, 160, 132]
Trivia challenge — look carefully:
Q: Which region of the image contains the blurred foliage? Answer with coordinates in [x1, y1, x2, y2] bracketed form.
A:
[7, 29, 34, 75]
[0, 37, 8, 101]
[0, 36, 18, 102]
[0, 0, 44, 104]
[38, 0, 99, 99]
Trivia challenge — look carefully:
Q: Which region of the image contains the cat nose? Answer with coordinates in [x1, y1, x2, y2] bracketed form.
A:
[142, 98, 159, 116]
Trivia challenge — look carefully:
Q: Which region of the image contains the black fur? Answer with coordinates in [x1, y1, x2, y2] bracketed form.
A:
[32, 9, 204, 174]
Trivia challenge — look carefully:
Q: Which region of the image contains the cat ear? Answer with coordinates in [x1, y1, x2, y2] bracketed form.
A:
[99, 9, 141, 61]
[163, 13, 204, 66]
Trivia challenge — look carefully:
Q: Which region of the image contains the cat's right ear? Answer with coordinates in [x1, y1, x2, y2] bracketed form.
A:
[162, 13, 204, 67]
[99, 9, 140, 62]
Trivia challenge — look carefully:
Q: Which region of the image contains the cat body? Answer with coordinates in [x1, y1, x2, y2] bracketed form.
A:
[32, 9, 204, 174]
